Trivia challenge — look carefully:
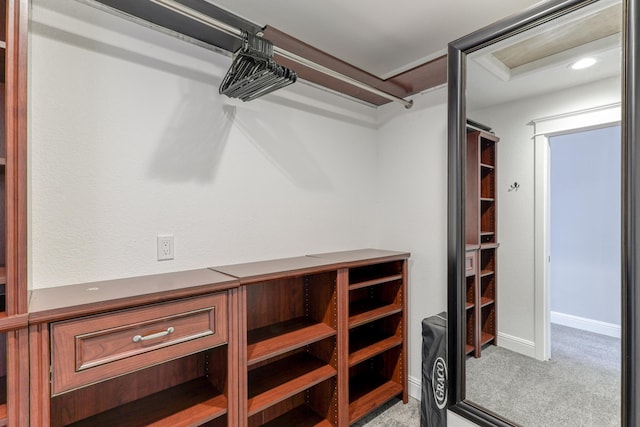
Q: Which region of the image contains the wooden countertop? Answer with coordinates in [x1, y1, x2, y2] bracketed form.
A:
[29, 249, 410, 322]
[307, 248, 410, 266]
[28, 269, 238, 323]
[212, 249, 410, 284]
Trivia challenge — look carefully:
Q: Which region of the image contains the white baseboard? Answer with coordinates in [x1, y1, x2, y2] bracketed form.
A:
[551, 311, 620, 338]
[496, 332, 536, 358]
[408, 374, 421, 400]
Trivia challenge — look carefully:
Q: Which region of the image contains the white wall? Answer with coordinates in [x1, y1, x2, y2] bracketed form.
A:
[470, 76, 621, 354]
[29, 0, 381, 288]
[376, 87, 449, 397]
[29, 0, 452, 404]
[25, 15, 461, 407]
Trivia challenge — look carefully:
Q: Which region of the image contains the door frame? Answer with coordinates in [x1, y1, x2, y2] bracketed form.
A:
[532, 103, 621, 360]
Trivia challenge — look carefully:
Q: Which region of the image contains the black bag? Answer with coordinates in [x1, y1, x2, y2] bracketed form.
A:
[421, 312, 448, 427]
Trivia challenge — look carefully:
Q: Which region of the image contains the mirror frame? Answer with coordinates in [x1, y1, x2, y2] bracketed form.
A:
[446, 0, 638, 425]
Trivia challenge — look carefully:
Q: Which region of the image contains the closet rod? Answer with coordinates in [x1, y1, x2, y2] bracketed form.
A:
[148, 0, 414, 109]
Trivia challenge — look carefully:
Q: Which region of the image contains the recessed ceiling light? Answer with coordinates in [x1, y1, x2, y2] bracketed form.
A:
[570, 57, 597, 70]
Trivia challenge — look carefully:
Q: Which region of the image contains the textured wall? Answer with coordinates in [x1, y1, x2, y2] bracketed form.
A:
[29, 0, 380, 288]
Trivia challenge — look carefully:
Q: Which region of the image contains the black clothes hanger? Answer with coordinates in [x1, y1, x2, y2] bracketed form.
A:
[219, 31, 297, 101]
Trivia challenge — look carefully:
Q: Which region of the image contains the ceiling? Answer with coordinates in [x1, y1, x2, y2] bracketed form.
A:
[467, 0, 622, 110]
[205, 0, 544, 79]
[81, 0, 622, 109]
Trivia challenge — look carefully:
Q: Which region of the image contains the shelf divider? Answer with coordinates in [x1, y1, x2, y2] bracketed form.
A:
[349, 274, 403, 291]
[248, 353, 336, 416]
[348, 303, 402, 329]
[349, 375, 402, 424]
[247, 318, 336, 365]
[349, 335, 402, 367]
[67, 378, 227, 427]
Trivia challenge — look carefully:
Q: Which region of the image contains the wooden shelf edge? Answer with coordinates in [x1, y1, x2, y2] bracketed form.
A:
[480, 270, 494, 277]
[147, 393, 227, 427]
[67, 379, 227, 427]
[480, 243, 500, 249]
[349, 336, 402, 367]
[349, 274, 403, 291]
[0, 313, 28, 332]
[0, 402, 6, 427]
[480, 297, 494, 307]
[247, 322, 336, 366]
[260, 405, 333, 427]
[466, 302, 474, 310]
[349, 381, 403, 424]
[348, 304, 402, 329]
[481, 332, 495, 346]
[248, 364, 336, 416]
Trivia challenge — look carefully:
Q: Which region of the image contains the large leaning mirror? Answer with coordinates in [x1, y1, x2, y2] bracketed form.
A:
[447, 0, 638, 425]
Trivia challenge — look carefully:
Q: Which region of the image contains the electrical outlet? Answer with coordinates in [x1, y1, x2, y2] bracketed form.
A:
[157, 235, 174, 261]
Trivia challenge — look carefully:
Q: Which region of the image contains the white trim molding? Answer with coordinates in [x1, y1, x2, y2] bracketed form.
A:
[551, 311, 621, 338]
[408, 374, 421, 400]
[497, 332, 537, 358]
[531, 102, 622, 361]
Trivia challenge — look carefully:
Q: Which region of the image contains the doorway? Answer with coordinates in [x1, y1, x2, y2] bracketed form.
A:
[548, 125, 621, 342]
[532, 103, 621, 361]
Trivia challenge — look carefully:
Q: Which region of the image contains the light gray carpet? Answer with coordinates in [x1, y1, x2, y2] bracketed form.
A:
[352, 397, 420, 426]
[466, 323, 621, 426]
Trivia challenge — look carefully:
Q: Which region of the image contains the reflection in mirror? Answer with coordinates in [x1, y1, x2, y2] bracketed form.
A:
[462, 0, 622, 425]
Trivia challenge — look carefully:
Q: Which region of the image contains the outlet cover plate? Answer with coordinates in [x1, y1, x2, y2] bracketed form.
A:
[157, 235, 174, 261]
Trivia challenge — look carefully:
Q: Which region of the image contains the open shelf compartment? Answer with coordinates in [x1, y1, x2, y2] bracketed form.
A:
[481, 275, 496, 307]
[52, 347, 229, 427]
[348, 278, 403, 329]
[480, 248, 496, 276]
[480, 137, 496, 167]
[247, 339, 337, 417]
[481, 304, 496, 347]
[246, 271, 337, 365]
[248, 377, 337, 427]
[348, 346, 404, 424]
[348, 260, 404, 290]
[480, 165, 495, 199]
[349, 313, 402, 367]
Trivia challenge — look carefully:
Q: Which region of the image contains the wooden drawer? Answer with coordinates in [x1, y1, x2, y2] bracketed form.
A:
[465, 251, 477, 276]
[50, 293, 227, 395]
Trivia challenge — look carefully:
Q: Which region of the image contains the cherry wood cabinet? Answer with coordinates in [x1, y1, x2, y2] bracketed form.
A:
[28, 269, 239, 427]
[345, 259, 407, 424]
[213, 248, 409, 427]
[465, 246, 479, 358]
[27, 249, 408, 426]
[466, 130, 499, 358]
[0, 0, 28, 425]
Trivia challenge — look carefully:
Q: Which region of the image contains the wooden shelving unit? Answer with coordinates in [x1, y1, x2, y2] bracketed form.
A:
[28, 270, 239, 427]
[465, 248, 478, 357]
[0, 0, 5, 330]
[238, 269, 339, 427]
[466, 130, 499, 358]
[213, 249, 409, 426]
[30, 250, 408, 426]
[346, 260, 406, 424]
[48, 315, 233, 427]
[0, 0, 30, 424]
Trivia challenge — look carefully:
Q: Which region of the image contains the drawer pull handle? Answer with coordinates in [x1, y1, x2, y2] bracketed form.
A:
[132, 326, 175, 343]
